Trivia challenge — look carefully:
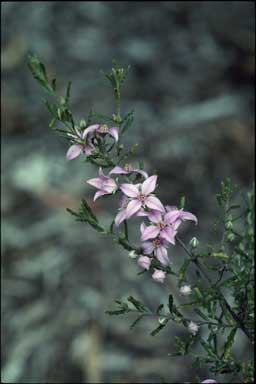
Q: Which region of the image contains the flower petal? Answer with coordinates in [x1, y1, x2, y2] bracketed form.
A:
[83, 145, 93, 156]
[115, 209, 127, 226]
[140, 222, 147, 235]
[108, 127, 119, 142]
[87, 177, 102, 189]
[82, 124, 99, 139]
[142, 241, 154, 255]
[93, 190, 107, 201]
[160, 227, 176, 245]
[141, 175, 157, 195]
[125, 199, 141, 219]
[155, 246, 169, 266]
[147, 210, 163, 223]
[120, 183, 139, 198]
[133, 168, 149, 179]
[141, 225, 160, 241]
[66, 144, 83, 160]
[109, 166, 127, 175]
[152, 269, 166, 283]
[164, 209, 181, 224]
[137, 256, 151, 270]
[145, 196, 165, 212]
[180, 210, 198, 224]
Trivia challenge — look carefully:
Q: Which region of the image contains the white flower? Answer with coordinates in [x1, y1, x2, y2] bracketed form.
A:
[188, 321, 199, 335]
[179, 285, 192, 296]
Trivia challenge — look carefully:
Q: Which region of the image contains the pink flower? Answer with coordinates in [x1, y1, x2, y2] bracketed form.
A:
[87, 168, 117, 201]
[137, 255, 151, 270]
[165, 205, 198, 230]
[66, 126, 95, 160]
[152, 269, 166, 283]
[82, 123, 119, 142]
[140, 210, 178, 244]
[114, 195, 130, 226]
[120, 175, 165, 220]
[142, 234, 170, 266]
[109, 164, 148, 179]
[201, 380, 217, 384]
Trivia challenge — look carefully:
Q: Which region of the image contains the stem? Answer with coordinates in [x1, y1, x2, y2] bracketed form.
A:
[176, 236, 254, 343]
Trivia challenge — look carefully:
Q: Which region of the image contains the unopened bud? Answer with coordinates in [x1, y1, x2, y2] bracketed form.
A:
[158, 316, 168, 325]
[129, 250, 138, 259]
[225, 221, 233, 230]
[60, 97, 66, 105]
[80, 119, 86, 128]
[179, 285, 192, 296]
[227, 233, 235, 242]
[190, 237, 199, 248]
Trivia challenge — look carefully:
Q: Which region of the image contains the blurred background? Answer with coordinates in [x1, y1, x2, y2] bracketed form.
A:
[1, 1, 255, 383]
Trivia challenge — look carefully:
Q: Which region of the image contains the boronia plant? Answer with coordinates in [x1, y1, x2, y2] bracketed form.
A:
[28, 55, 254, 384]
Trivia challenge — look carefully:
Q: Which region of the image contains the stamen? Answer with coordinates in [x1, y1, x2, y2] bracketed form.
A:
[138, 193, 145, 202]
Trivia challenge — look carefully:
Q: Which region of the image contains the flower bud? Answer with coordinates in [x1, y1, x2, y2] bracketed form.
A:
[188, 321, 199, 335]
[225, 221, 233, 230]
[80, 119, 86, 128]
[179, 285, 192, 296]
[137, 255, 151, 269]
[227, 233, 235, 242]
[201, 380, 217, 384]
[158, 316, 168, 325]
[129, 250, 138, 259]
[190, 237, 199, 248]
[152, 269, 166, 283]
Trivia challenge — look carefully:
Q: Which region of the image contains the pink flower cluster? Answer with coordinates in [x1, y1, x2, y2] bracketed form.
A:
[67, 123, 197, 284]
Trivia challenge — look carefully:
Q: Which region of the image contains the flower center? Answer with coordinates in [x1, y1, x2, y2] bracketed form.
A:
[138, 193, 145, 202]
[99, 124, 108, 133]
[153, 239, 161, 248]
[124, 163, 133, 172]
[158, 221, 166, 230]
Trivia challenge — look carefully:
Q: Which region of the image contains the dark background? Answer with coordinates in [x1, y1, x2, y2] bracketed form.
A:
[1, 1, 255, 383]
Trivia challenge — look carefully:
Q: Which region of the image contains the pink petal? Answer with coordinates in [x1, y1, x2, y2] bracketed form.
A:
[141, 175, 157, 195]
[164, 210, 181, 224]
[83, 145, 92, 156]
[109, 166, 127, 175]
[66, 144, 83, 160]
[160, 227, 176, 245]
[120, 183, 139, 198]
[145, 196, 165, 212]
[87, 177, 103, 189]
[102, 178, 117, 193]
[133, 168, 149, 179]
[140, 222, 147, 235]
[173, 219, 182, 230]
[152, 269, 166, 283]
[137, 209, 149, 217]
[115, 210, 127, 226]
[155, 246, 169, 266]
[137, 256, 151, 270]
[180, 210, 198, 224]
[148, 210, 163, 223]
[142, 242, 154, 255]
[125, 199, 142, 219]
[141, 225, 160, 242]
[108, 127, 119, 142]
[82, 124, 99, 139]
[93, 190, 107, 201]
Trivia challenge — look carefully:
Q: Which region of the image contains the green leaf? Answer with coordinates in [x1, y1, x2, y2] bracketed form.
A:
[178, 257, 190, 280]
[168, 294, 174, 313]
[130, 315, 144, 329]
[150, 323, 166, 336]
[180, 195, 186, 209]
[127, 296, 146, 312]
[156, 304, 164, 315]
[65, 81, 72, 104]
[223, 328, 237, 359]
[27, 55, 53, 93]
